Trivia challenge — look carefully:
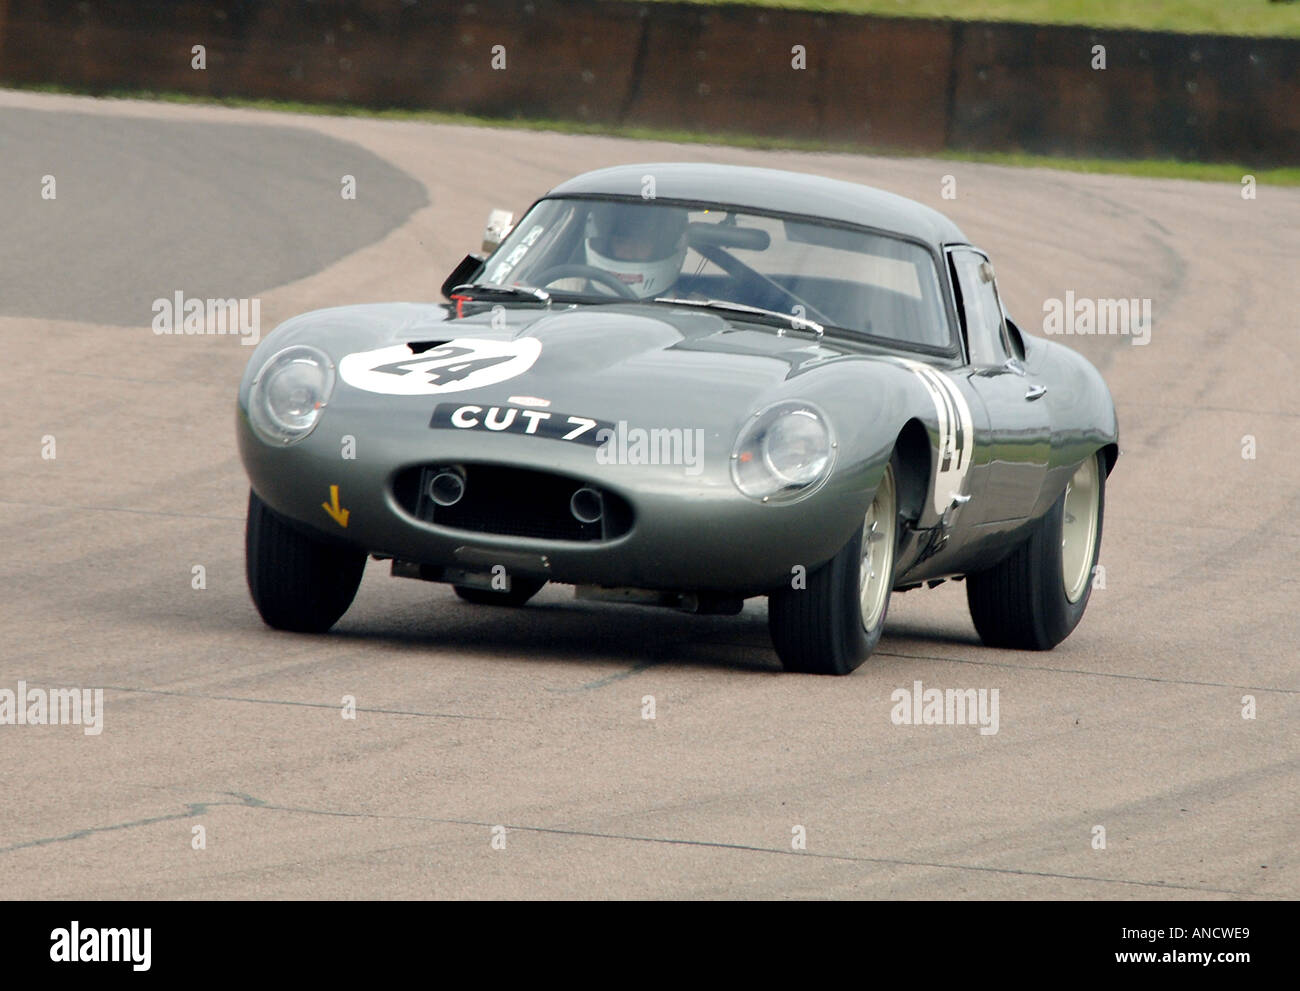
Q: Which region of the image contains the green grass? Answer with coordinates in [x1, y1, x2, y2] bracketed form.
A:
[615, 0, 1300, 38]
[11, 82, 1299, 186]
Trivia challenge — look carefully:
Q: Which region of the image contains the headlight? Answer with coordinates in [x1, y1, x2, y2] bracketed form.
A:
[248, 345, 335, 445]
[731, 401, 835, 502]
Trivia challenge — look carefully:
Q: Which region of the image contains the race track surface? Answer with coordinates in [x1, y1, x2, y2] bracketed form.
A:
[1, 89, 1296, 899]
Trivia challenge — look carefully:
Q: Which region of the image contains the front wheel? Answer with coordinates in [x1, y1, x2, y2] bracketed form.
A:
[966, 451, 1106, 649]
[768, 458, 900, 675]
[245, 489, 366, 633]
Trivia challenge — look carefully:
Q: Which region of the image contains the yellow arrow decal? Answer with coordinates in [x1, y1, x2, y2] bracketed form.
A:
[322, 485, 350, 528]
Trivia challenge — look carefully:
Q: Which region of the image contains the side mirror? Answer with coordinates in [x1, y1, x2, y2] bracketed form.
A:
[441, 253, 485, 300]
[482, 209, 514, 254]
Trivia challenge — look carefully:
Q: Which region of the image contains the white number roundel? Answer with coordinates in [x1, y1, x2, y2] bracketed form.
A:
[338, 338, 542, 396]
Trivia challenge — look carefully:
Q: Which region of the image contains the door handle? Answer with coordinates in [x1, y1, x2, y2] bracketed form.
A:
[1024, 384, 1047, 401]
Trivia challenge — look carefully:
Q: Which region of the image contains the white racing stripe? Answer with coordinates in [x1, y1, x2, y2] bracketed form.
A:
[897, 359, 975, 515]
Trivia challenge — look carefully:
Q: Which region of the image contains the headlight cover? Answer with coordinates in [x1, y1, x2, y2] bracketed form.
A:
[248, 345, 335, 445]
[731, 401, 835, 502]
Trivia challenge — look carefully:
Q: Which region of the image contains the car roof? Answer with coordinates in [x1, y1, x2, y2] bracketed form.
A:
[546, 163, 968, 248]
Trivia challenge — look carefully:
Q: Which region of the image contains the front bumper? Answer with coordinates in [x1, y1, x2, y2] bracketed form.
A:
[236, 399, 872, 595]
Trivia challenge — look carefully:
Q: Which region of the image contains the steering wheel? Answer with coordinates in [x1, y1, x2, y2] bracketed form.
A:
[535, 264, 639, 300]
[693, 244, 834, 327]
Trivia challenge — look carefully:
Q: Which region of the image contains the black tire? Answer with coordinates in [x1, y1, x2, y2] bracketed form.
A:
[245, 489, 366, 633]
[453, 578, 547, 607]
[768, 457, 901, 675]
[966, 451, 1106, 649]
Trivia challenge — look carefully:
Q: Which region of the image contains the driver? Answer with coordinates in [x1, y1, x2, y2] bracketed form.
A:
[579, 202, 689, 299]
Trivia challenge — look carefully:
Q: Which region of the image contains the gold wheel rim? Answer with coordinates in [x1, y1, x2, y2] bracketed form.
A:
[1061, 455, 1100, 604]
[859, 464, 897, 631]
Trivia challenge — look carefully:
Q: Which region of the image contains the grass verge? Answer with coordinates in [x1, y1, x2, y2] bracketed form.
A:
[8, 82, 1298, 186]
[612, 0, 1300, 39]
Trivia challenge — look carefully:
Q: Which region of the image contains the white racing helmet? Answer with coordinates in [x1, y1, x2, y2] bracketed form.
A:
[584, 203, 688, 299]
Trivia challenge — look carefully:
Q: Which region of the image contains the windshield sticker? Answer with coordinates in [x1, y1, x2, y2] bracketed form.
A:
[339, 338, 542, 396]
[489, 225, 545, 285]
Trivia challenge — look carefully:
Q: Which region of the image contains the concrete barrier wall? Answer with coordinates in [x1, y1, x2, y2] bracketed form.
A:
[2, 0, 1295, 164]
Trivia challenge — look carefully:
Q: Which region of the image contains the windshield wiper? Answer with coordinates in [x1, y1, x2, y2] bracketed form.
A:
[449, 283, 551, 304]
[653, 297, 823, 337]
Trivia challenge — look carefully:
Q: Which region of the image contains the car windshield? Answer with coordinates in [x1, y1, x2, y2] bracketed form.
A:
[479, 196, 952, 347]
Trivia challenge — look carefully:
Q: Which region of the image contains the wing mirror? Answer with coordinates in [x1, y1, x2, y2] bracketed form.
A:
[440, 209, 514, 299]
[441, 254, 485, 299]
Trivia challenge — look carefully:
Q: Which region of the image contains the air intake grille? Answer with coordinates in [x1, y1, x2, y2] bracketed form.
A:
[393, 464, 633, 542]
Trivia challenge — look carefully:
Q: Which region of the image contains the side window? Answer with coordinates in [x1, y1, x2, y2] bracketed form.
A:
[950, 249, 1009, 367]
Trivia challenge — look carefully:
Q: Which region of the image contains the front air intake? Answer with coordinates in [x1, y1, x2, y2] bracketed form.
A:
[394, 464, 633, 542]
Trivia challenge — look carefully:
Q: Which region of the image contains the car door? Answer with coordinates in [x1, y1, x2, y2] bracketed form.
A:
[948, 247, 1050, 524]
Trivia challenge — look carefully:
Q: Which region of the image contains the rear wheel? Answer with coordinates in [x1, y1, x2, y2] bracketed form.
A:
[966, 451, 1105, 649]
[453, 579, 547, 607]
[768, 458, 900, 675]
[245, 489, 366, 632]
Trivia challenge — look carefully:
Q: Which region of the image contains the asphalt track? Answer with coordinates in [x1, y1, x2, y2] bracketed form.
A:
[1, 89, 1296, 899]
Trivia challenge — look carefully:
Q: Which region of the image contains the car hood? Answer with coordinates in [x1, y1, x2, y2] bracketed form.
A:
[269, 301, 864, 428]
